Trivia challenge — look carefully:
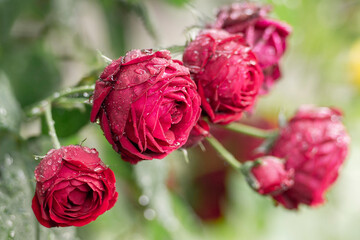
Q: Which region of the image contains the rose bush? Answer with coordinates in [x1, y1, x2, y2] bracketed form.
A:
[183, 29, 263, 124]
[244, 156, 294, 195]
[32, 145, 118, 227]
[211, 3, 291, 94]
[270, 106, 350, 209]
[91, 49, 201, 164]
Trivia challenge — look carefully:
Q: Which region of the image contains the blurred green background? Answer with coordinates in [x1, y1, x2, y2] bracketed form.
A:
[1, 0, 360, 239]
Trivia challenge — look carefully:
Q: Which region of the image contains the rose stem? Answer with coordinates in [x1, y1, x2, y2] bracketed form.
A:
[26, 84, 95, 118]
[205, 135, 241, 170]
[223, 122, 277, 139]
[44, 102, 61, 149]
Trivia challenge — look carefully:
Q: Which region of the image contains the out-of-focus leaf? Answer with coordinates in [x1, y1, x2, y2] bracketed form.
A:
[2, 43, 61, 108]
[0, 72, 22, 133]
[41, 104, 91, 138]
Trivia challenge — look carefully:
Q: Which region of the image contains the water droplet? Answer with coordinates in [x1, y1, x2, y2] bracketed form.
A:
[6, 220, 13, 227]
[0, 107, 8, 115]
[47, 160, 52, 165]
[31, 107, 41, 115]
[249, 60, 257, 66]
[138, 195, 150, 206]
[53, 92, 60, 98]
[4, 154, 13, 166]
[83, 92, 90, 98]
[144, 208, 156, 220]
[94, 167, 102, 172]
[135, 69, 146, 75]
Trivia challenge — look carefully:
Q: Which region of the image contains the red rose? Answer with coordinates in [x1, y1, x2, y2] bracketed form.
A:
[270, 106, 350, 209]
[182, 119, 210, 148]
[32, 145, 118, 227]
[212, 3, 291, 94]
[90, 49, 201, 164]
[183, 29, 263, 124]
[244, 156, 294, 196]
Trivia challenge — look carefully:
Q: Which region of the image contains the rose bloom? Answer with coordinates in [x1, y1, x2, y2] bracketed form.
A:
[183, 29, 263, 124]
[245, 156, 294, 196]
[270, 106, 350, 209]
[91, 49, 201, 164]
[211, 3, 291, 94]
[182, 119, 210, 148]
[32, 145, 118, 227]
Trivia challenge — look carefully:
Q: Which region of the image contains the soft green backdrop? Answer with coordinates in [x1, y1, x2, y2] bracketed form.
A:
[1, 0, 360, 239]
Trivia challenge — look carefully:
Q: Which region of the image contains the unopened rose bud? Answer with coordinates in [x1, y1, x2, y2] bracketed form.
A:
[243, 156, 294, 196]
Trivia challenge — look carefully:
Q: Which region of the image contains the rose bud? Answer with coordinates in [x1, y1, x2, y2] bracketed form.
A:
[211, 3, 291, 94]
[270, 106, 350, 209]
[32, 145, 118, 227]
[183, 29, 263, 124]
[182, 119, 210, 148]
[91, 49, 201, 164]
[242, 156, 294, 195]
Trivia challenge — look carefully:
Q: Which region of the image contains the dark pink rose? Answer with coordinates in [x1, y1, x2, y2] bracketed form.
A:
[91, 49, 201, 164]
[212, 3, 291, 94]
[32, 145, 118, 227]
[270, 106, 350, 209]
[182, 119, 210, 148]
[244, 156, 294, 196]
[183, 29, 263, 124]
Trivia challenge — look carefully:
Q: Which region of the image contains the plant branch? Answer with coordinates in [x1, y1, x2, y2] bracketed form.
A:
[205, 136, 241, 170]
[26, 85, 95, 118]
[44, 103, 61, 149]
[224, 122, 277, 139]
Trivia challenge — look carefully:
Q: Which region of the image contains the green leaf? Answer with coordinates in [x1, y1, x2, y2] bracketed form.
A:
[0, 72, 22, 133]
[41, 104, 91, 138]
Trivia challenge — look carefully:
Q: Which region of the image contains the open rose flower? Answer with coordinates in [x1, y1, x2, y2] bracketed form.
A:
[243, 156, 294, 196]
[32, 145, 118, 227]
[211, 3, 291, 94]
[183, 29, 263, 124]
[91, 49, 201, 164]
[270, 106, 350, 209]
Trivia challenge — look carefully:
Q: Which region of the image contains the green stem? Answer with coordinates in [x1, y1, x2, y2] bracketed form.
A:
[224, 122, 277, 139]
[26, 85, 95, 118]
[205, 136, 241, 170]
[44, 103, 61, 149]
